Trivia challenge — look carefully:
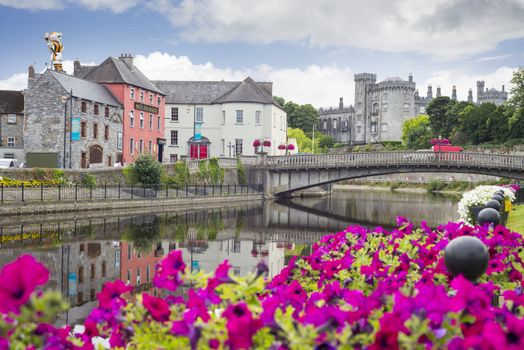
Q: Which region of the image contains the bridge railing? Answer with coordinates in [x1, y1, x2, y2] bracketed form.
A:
[263, 152, 524, 170]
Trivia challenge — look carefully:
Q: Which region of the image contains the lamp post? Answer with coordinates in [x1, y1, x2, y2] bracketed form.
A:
[60, 90, 73, 169]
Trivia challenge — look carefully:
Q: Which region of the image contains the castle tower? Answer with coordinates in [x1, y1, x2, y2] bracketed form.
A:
[451, 86, 457, 101]
[427, 84, 433, 99]
[436, 86, 441, 97]
[467, 89, 473, 103]
[477, 81, 485, 103]
[354, 73, 377, 143]
[339, 97, 344, 110]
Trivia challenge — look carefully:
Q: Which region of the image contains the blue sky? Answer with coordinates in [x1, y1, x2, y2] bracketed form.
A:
[1, 0, 523, 106]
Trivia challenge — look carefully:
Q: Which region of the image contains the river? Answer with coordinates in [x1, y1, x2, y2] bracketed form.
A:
[0, 189, 459, 325]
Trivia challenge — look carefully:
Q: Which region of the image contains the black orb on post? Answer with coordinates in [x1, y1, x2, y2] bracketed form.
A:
[492, 195, 504, 204]
[494, 190, 505, 197]
[484, 199, 502, 211]
[477, 207, 501, 226]
[444, 236, 489, 281]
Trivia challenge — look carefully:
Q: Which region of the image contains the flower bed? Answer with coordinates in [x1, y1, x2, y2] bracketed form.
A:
[457, 185, 516, 225]
[2, 219, 524, 349]
[0, 178, 63, 188]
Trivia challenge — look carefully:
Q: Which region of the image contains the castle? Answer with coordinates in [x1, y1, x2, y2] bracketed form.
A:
[318, 74, 508, 145]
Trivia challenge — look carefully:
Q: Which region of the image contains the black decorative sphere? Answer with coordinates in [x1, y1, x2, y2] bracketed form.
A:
[477, 207, 501, 226]
[444, 236, 489, 281]
[484, 199, 502, 211]
[494, 190, 505, 197]
[492, 195, 504, 204]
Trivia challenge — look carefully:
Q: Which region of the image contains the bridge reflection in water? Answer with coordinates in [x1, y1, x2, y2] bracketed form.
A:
[0, 190, 458, 325]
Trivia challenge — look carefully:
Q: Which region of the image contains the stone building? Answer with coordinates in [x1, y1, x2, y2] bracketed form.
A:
[24, 67, 123, 168]
[318, 97, 353, 144]
[476, 81, 508, 105]
[353, 73, 416, 143]
[0, 90, 24, 161]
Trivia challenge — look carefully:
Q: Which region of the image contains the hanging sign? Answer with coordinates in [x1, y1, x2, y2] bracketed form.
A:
[71, 117, 81, 141]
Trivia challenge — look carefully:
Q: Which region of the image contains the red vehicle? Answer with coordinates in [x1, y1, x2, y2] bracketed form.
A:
[433, 145, 465, 161]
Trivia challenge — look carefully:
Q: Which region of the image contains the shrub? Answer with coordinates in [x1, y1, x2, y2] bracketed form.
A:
[170, 161, 190, 186]
[426, 178, 446, 192]
[237, 159, 247, 185]
[80, 173, 96, 187]
[124, 154, 163, 186]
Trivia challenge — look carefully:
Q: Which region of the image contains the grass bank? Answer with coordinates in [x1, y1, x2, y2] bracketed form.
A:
[507, 204, 524, 234]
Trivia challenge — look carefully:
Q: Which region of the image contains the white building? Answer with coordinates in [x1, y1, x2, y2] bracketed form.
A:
[154, 77, 287, 161]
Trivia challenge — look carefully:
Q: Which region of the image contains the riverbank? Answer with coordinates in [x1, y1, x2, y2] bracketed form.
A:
[507, 204, 524, 234]
[0, 193, 263, 216]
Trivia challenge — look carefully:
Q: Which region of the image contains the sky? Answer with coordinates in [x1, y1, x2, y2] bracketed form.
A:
[0, 0, 523, 107]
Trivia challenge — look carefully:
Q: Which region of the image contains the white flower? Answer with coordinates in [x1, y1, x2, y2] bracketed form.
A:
[457, 185, 515, 225]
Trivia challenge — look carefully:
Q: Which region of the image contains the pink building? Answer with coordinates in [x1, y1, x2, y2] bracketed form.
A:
[75, 55, 166, 164]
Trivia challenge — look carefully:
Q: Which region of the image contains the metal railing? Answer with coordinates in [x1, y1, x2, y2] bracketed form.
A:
[263, 152, 524, 171]
[0, 183, 263, 204]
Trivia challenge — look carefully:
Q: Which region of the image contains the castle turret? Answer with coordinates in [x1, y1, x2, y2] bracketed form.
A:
[477, 81, 485, 103]
[502, 85, 505, 92]
[436, 86, 441, 97]
[339, 97, 344, 110]
[427, 84, 433, 99]
[452, 85, 457, 101]
[467, 89, 473, 103]
[408, 73, 413, 83]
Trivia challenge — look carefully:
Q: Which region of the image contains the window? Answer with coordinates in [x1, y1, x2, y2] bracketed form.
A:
[139, 139, 143, 154]
[157, 96, 161, 106]
[382, 103, 388, 112]
[255, 111, 261, 125]
[78, 266, 84, 283]
[93, 123, 98, 139]
[104, 125, 109, 141]
[7, 114, 16, 124]
[108, 155, 112, 166]
[130, 88, 135, 100]
[404, 102, 410, 110]
[130, 138, 134, 155]
[333, 119, 338, 130]
[171, 107, 179, 121]
[78, 292, 84, 304]
[236, 110, 243, 124]
[149, 94, 153, 104]
[81, 122, 86, 137]
[140, 91, 144, 102]
[105, 106, 109, 118]
[382, 93, 388, 100]
[102, 261, 107, 277]
[381, 123, 388, 132]
[235, 139, 243, 155]
[81, 152, 87, 168]
[81, 101, 87, 113]
[196, 107, 203, 122]
[146, 265, 150, 282]
[90, 289, 95, 301]
[90, 264, 95, 279]
[127, 270, 131, 284]
[170, 154, 178, 162]
[148, 140, 152, 152]
[233, 268, 241, 276]
[7, 137, 15, 147]
[221, 139, 225, 155]
[130, 111, 135, 127]
[149, 114, 153, 130]
[357, 125, 362, 134]
[3, 153, 14, 159]
[94, 104, 99, 115]
[117, 132, 123, 150]
[171, 130, 178, 145]
[323, 120, 327, 130]
[139, 112, 144, 128]
[233, 240, 241, 253]
[371, 122, 377, 134]
[127, 244, 132, 259]
[222, 111, 226, 125]
[357, 114, 362, 122]
[157, 115, 161, 131]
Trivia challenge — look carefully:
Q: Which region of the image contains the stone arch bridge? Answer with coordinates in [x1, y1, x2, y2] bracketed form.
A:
[252, 152, 524, 197]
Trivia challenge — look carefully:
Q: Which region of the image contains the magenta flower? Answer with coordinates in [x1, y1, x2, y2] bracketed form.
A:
[0, 255, 49, 314]
[154, 250, 186, 291]
[97, 280, 132, 310]
[223, 303, 262, 350]
[142, 293, 170, 322]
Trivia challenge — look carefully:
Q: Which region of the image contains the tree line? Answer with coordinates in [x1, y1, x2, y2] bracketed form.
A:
[403, 67, 524, 149]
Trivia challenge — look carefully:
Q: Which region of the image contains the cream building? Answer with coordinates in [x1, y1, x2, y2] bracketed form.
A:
[154, 77, 287, 161]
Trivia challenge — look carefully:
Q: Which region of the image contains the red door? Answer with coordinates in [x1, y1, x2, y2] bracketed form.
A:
[190, 144, 208, 159]
[199, 145, 208, 159]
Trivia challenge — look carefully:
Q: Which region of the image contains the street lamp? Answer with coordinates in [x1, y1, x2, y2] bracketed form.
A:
[60, 89, 73, 169]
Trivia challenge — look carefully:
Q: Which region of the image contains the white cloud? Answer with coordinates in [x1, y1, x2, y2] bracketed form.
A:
[423, 66, 516, 101]
[133, 52, 354, 107]
[0, 73, 27, 90]
[149, 0, 524, 60]
[477, 54, 513, 62]
[0, 0, 140, 12]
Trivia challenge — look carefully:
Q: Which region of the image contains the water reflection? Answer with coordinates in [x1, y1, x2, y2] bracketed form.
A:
[0, 190, 458, 325]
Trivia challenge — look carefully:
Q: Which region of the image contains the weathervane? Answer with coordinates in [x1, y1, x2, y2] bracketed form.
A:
[44, 32, 64, 71]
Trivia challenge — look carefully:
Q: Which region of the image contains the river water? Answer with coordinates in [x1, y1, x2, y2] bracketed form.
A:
[0, 189, 459, 325]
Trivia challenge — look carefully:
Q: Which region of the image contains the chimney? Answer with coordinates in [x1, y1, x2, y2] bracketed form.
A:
[436, 86, 441, 97]
[408, 73, 413, 83]
[427, 84, 433, 99]
[28, 65, 36, 89]
[467, 89, 473, 103]
[74, 60, 82, 76]
[451, 85, 457, 101]
[119, 53, 134, 69]
[339, 97, 344, 110]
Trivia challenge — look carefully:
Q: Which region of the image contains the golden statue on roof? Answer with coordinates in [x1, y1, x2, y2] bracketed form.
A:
[44, 32, 64, 71]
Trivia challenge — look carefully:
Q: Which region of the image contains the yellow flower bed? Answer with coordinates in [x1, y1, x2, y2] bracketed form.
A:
[0, 178, 62, 187]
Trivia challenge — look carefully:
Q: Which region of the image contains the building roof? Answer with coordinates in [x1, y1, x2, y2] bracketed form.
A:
[382, 76, 404, 82]
[0, 90, 24, 114]
[49, 70, 121, 107]
[154, 77, 279, 107]
[81, 57, 164, 95]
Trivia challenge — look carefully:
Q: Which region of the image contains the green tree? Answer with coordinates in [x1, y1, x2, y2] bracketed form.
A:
[509, 107, 524, 140]
[426, 97, 462, 138]
[401, 115, 432, 149]
[455, 103, 495, 144]
[126, 154, 163, 186]
[273, 96, 286, 108]
[287, 128, 313, 153]
[284, 102, 319, 132]
[318, 134, 335, 151]
[509, 67, 524, 109]
[486, 104, 510, 144]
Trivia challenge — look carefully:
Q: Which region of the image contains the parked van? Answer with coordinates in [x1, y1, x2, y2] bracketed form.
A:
[0, 159, 18, 168]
